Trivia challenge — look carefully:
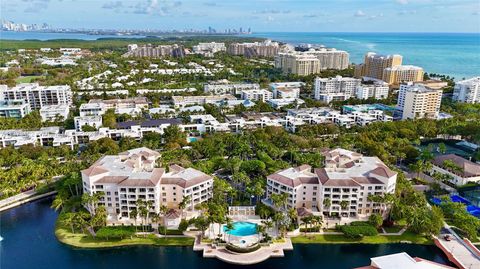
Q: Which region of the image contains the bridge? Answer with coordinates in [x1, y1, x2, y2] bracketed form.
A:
[435, 226, 480, 269]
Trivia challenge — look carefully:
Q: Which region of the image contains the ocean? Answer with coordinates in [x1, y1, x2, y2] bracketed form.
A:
[1, 31, 479, 79]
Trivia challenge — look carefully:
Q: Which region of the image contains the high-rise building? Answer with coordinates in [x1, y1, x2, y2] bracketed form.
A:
[382, 65, 424, 85]
[275, 48, 349, 75]
[453, 77, 480, 103]
[0, 83, 72, 110]
[240, 89, 273, 102]
[355, 79, 390, 100]
[397, 83, 442, 120]
[314, 76, 361, 103]
[269, 82, 304, 99]
[227, 40, 279, 58]
[354, 52, 403, 80]
[192, 42, 226, 57]
[123, 44, 185, 58]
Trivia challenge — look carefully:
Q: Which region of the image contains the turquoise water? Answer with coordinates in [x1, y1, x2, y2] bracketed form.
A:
[187, 137, 198, 143]
[251, 32, 480, 80]
[223, 222, 258, 236]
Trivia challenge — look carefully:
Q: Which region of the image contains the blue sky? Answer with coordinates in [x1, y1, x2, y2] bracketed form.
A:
[2, 0, 480, 32]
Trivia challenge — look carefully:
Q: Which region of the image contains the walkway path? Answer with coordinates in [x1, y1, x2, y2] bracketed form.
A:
[435, 225, 480, 269]
[0, 190, 57, 212]
[193, 235, 293, 265]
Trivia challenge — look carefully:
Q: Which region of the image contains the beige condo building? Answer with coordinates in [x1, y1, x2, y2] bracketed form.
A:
[382, 65, 424, 85]
[397, 83, 442, 120]
[354, 52, 403, 80]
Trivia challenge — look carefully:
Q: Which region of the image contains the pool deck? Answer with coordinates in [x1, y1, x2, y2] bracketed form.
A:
[193, 236, 293, 265]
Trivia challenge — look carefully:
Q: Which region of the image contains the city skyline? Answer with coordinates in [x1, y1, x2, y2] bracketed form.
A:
[1, 0, 480, 33]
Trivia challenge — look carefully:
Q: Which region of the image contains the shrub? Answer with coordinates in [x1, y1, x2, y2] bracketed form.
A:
[368, 214, 384, 228]
[178, 219, 189, 232]
[96, 226, 135, 240]
[349, 221, 371, 226]
[338, 224, 378, 239]
[299, 227, 320, 233]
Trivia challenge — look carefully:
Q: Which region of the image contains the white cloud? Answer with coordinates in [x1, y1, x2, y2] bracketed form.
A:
[354, 10, 366, 17]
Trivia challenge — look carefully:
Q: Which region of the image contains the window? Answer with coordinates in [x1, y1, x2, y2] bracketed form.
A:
[162, 198, 166, 202]
[313, 186, 317, 190]
[106, 192, 111, 195]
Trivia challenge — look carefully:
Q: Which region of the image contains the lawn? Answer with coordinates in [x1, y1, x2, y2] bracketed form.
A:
[15, 76, 44, 83]
[383, 226, 405, 233]
[290, 231, 432, 245]
[55, 220, 194, 248]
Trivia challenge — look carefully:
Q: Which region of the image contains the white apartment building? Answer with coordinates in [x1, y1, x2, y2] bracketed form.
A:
[270, 82, 303, 99]
[89, 97, 149, 111]
[267, 98, 305, 109]
[0, 83, 72, 110]
[39, 104, 70, 122]
[265, 148, 397, 219]
[397, 83, 443, 120]
[81, 147, 214, 223]
[79, 102, 107, 117]
[172, 94, 236, 108]
[355, 81, 390, 100]
[240, 89, 273, 102]
[0, 100, 31, 119]
[192, 42, 226, 57]
[204, 82, 260, 95]
[314, 76, 361, 103]
[74, 116, 103, 131]
[453, 77, 480, 103]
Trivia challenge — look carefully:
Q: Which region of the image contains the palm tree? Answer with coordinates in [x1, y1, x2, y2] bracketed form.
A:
[301, 216, 312, 235]
[130, 208, 138, 232]
[340, 200, 349, 211]
[150, 213, 161, 233]
[323, 198, 331, 216]
[409, 160, 424, 179]
[256, 224, 266, 242]
[178, 196, 191, 219]
[312, 215, 323, 230]
[159, 205, 169, 237]
[224, 219, 234, 243]
[62, 212, 76, 234]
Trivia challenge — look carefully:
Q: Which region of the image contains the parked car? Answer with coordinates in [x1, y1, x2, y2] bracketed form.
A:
[444, 235, 452, 241]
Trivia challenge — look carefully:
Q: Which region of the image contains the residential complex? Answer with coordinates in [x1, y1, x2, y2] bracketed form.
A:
[39, 104, 70, 122]
[397, 83, 443, 120]
[203, 82, 260, 95]
[172, 94, 236, 108]
[355, 252, 455, 269]
[240, 89, 273, 102]
[123, 44, 185, 58]
[354, 53, 402, 80]
[0, 83, 72, 110]
[0, 100, 31, 119]
[453, 77, 480, 103]
[355, 80, 390, 100]
[275, 48, 349, 75]
[270, 82, 303, 99]
[382, 65, 424, 85]
[227, 40, 279, 57]
[192, 42, 226, 57]
[431, 154, 480, 186]
[81, 147, 214, 223]
[314, 76, 361, 103]
[265, 148, 397, 219]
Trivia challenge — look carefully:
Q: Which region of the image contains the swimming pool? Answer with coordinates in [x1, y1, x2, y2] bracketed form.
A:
[431, 195, 480, 218]
[223, 222, 258, 236]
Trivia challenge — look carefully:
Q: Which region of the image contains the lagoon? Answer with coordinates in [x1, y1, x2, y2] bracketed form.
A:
[0, 198, 453, 269]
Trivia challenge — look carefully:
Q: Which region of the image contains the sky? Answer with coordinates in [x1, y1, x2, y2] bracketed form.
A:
[1, 0, 480, 32]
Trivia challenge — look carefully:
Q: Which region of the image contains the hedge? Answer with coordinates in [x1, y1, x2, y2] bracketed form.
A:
[338, 225, 378, 239]
[300, 227, 321, 233]
[96, 226, 135, 240]
[225, 243, 261, 253]
[349, 221, 371, 226]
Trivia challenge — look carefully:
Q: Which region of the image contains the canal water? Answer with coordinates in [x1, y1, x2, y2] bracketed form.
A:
[0, 198, 453, 269]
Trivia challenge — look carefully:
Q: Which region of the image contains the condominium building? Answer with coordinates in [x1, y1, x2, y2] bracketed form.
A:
[275, 53, 321, 76]
[355, 80, 390, 100]
[204, 82, 260, 95]
[269, 82, 303, 99]
[0, 83, 72, 110]
[397, 83, 443, 120]
[382, 65, 424, 85]
[192, 42, 226, 57]
[81, 147, 214, 222]
[314, 76, 361, 103]
[74, 116, 103, 131]
[240, 89, 273, 102]
[453, 77, 480, 103]
[123, 44, 185, 58]
[275, 48, 349, 75]
[227, 40, 279, 58]
[39, 104, 70, 122]
[265, 148, 397, 218]
[79, 102, 107, 117]
[88, 97, 149, 112]
[355, 252, 456, 269]
[267, 98, 305, 109]
[354, 52, 403, 80]
[172, 94, 236, 108]
[0, 100, 31, 119]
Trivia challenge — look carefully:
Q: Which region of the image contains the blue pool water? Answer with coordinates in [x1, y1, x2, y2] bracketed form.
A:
[431, 195, 480, 218]
[224, 222, 258, 236]
[187, 137, 198, 143]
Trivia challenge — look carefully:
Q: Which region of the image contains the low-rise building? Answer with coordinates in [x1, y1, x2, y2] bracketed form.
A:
[431, 154, 480, 186]
[241, 89, 273, 102]
[81, 148, 214, 223]
[74, 116, 103, 131]
[265, 148, 397, 219]
[355, 80, 389, 100]
[172, 94, 236, 108]
[0, 100, 31, 119]
[79, 102, 107, 117]
[267, 98, 304, 109]
[270, 82, 303, 99]
[39, 104, 70, 122]
[204, 82, 260, 95]
[354, 252, 455, 269]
